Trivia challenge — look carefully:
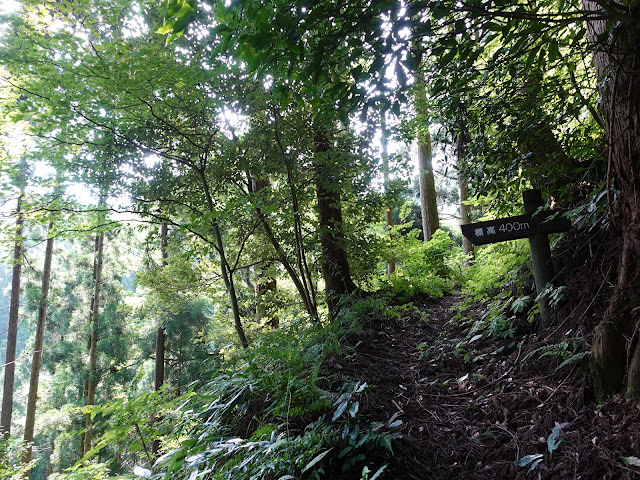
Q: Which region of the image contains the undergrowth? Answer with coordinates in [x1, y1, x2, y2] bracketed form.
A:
[62, 297, 403, 480]
[380, 228, 465, 301]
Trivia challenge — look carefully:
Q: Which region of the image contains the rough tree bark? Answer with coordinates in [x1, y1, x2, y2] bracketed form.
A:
[415, 70, 440, 242]
[0, 163, 26, 438]
[151, 222, 168, 455]
[250, 177, 279, 328]
[381, 116, 395, 274]
[22, 222, 55, 474]
[583, 1, 640, 399]
[417, 129, 440, 242]
[83, 225, 105, 455]
[314, 130, 357, 319]
[457, 128, 474, 260]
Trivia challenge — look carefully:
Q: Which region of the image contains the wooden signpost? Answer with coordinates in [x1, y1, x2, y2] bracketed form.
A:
[461, 189, 572, 328]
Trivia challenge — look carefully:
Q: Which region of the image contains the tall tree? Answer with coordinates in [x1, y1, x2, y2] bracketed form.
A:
[151, 222, 167, 456]
[456, 116, 474, 260]
[155, 223, 168, 393]
[582, 0, 640, 399]
[415, 68, 440, 242]
[381, 116, 395, 274]
[22, 221, 55, 473]
[0, 159, 27, 438]
[83, 195, 106, 455]
[314, 130, 358, 318]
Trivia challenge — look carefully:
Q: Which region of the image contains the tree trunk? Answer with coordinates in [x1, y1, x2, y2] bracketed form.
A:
[583, 1, 640, 399]
[264, 118, 320, 319]
[0, 165, 26, 438]
[414, 74, 440, 242]
[381, 116, 395, 274]
[213, 222, 249, 349]
[22, 222, 55, 473]
[255, 207, 316, 318]
[256, 267, 278, 328]
[151, 223, 168, 455]
[195, 166, 249, 349]
[250, 177, 279, 328]
[155, 222, 168, 392]
[456, 127, 474, 260]
[314, 130, 357, 319]
[49, 439, 54, 475]
[83, 227, 105, 455]
[417, 130, 439, 242]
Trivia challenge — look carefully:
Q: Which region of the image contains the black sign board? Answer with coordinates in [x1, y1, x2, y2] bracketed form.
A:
[460, 190, 572, 329]
[461, 211, 572, 246]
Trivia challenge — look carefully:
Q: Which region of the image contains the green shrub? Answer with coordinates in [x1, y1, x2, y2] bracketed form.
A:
[380, 227, 464, 299]
[0, 437, 36, 480]
[463, 240, 531, 299]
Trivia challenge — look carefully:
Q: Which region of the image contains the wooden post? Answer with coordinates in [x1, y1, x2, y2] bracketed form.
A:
[461, 190, 570, 329]
[522, 189, 554, 329]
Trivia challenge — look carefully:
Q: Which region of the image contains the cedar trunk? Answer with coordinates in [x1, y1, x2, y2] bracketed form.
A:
[83, 230, 104, 455]
[414, 74, 439, 242]
[583, 2, 640, 399]
[155, 222, 168, 392]
[151, 223, 168, 455]
[314, 130, 357, 318]
[418, 131, 439, 242]
[457, 129, 474, 260]
[22, 223, 55, 472]
[0, 182, 25, 438]
[381, 117, 395, 274]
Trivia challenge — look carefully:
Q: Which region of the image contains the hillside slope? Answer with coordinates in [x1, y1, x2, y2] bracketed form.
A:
[330, 294, 640, 479]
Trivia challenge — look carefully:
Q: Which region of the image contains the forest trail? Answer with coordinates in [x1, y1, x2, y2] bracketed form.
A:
[330, 294, 640, 479]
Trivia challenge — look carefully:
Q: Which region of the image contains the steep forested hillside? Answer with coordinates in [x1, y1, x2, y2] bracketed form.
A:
[0, 0, 638, 478]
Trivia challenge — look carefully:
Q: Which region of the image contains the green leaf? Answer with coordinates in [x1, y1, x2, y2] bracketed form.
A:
[439, 49, 457, 68]
[249, 32, 274, 50]
[301, 448, 333, 473]
[132, 465, 152, 478]
[548, 39, 559, 62]
[155, 24, 174, 34]
[511, 295, 530, 314]
[621, 456, 640, 467]
[332, 400, 349, 421]
[370, 465, 388, 480]
[547, 423, 564, 454]
[171, 15, 192, 34]
[516, 453, 544, 471]
[165, 0, 182, 18]
[380, 435, 393, 453]
[338, 446, 352, 458]
[432, 5, 449, 19]
[554, 352, 588, 372]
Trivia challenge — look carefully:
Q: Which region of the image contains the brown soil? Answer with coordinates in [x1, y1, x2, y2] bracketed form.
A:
[332, 293, 640, 479]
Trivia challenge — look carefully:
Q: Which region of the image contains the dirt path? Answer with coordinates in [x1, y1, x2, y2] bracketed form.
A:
[334, 294, 640, 479]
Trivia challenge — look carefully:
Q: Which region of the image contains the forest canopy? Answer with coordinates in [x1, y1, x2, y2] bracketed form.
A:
[0, 0, 639, 478]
